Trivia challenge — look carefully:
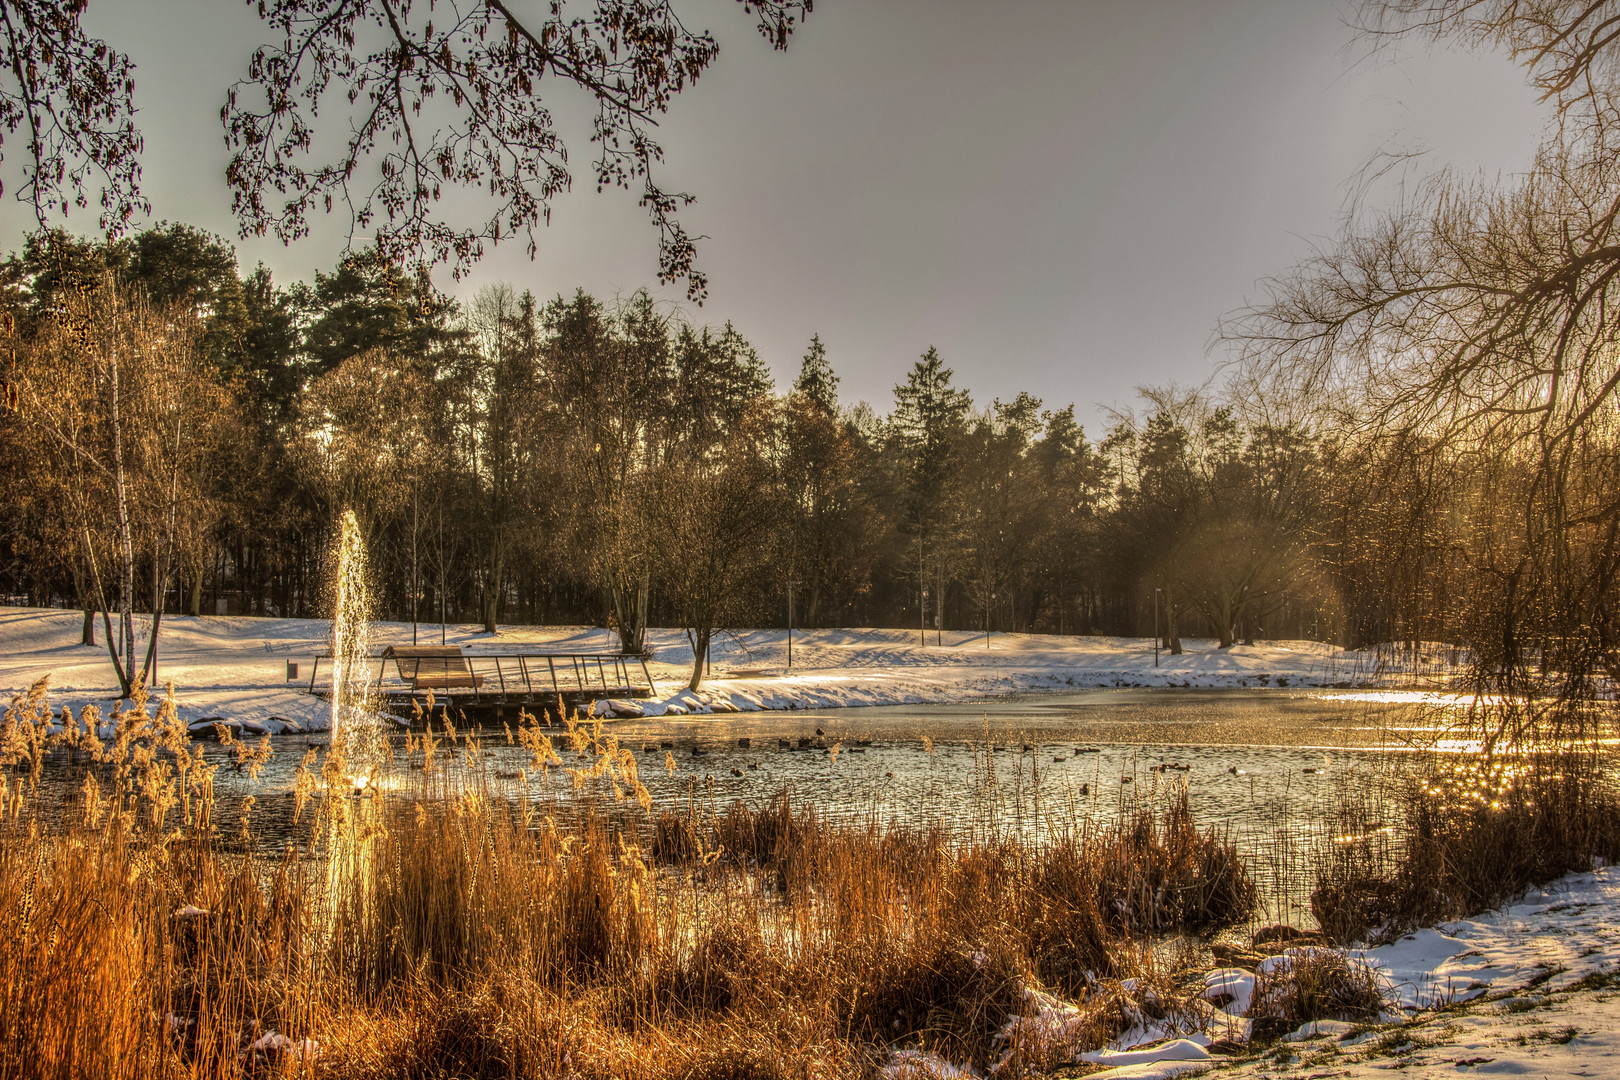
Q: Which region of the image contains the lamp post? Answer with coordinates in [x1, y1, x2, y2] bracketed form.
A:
[787, 579, 801, 670]
[918, 538, 926, 649]
[1154, 588, 1162, 668]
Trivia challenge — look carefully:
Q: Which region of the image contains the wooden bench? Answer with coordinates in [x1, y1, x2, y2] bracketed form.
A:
[384, 645, 485, 692]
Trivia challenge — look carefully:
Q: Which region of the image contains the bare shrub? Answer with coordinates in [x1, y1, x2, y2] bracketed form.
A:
[1092, 787, 1259, 935]
[1247, 948, 1389, 1040]
[651, 808, 703, 862]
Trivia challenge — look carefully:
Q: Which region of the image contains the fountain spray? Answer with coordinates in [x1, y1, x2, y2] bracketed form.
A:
[330, 509, 383, 788]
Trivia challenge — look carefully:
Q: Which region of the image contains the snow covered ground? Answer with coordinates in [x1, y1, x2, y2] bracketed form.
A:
[1189, 865, 1620, 1080]
[883, 867, 1620, 1079]
[0, 607, 1458, 732]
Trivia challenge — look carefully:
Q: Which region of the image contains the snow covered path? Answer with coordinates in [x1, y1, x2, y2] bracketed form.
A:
[0, 608, 1451, 732]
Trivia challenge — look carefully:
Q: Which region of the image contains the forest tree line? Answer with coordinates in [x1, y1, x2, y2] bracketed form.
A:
[0, 0, 1612, 723]
[0, 224, 1495, 684]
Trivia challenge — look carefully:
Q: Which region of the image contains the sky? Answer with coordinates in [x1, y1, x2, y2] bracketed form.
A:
[10, 0, 1548, 433]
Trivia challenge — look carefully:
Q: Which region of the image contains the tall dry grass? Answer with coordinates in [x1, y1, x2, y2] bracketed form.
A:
[1, 677, 1261, 1078]
[1311, 742, 1620, 943]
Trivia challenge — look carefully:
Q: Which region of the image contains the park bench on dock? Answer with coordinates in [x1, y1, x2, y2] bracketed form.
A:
[302, 643, 655, 721]
[386, 645, 485, 692]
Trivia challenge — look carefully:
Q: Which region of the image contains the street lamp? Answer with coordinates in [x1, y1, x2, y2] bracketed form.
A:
[1154, 588, 1162, 668]
[918, 538, 926, 649]
[787, 579, 801, 670]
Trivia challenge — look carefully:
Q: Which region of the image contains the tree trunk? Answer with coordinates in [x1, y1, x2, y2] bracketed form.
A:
[189, 573, 202, 617]
[108, 348, 136, 697]
[688, 626, 711, 691]
[73, 567, 96, 646]
[482, 549, 504, 634]
[633, 573, 649, 654]
[606, 568, 644, 655]
[1216, 598, 1236, 648]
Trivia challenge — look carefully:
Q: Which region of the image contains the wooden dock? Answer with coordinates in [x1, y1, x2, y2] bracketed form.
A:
[304, 645, 656, 722]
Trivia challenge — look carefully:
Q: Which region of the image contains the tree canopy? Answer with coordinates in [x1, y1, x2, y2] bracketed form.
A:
[0, 0, 813, 297]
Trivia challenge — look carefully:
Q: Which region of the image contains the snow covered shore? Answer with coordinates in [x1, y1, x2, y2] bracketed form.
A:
[1187, 866, 1620, 1080]
[0, 607, 1455, 733]
[885, 866, 1620, 1079]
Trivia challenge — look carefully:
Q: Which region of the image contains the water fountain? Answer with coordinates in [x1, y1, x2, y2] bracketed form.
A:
[323, 509, 385, 946]
[329, 509, 383, 788]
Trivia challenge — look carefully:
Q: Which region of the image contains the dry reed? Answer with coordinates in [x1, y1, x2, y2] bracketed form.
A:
[1311, 744, 1620, 943]
[1, 676, 1263, 1078]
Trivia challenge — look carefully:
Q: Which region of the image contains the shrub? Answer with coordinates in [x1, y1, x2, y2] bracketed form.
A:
[1247, 948, 1390, 1040]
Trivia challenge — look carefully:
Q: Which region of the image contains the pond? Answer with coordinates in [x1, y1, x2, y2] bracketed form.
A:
[205, 687, 1444, 920]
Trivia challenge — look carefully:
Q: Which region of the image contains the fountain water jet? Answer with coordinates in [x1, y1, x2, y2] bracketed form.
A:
[322, 509, 386, 946]
[329, 509, 383, 786]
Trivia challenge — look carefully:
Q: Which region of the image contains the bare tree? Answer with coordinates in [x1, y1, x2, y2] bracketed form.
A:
[223, 0, 811, 296]
[1225, 0, 1620, 739]
[4, 276, 221, 696]
[0, 1, 146, 234]
[649, 402, 779, 691]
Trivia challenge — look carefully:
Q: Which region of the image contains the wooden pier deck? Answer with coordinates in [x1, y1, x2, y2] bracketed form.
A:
[304, 645, 656, 722]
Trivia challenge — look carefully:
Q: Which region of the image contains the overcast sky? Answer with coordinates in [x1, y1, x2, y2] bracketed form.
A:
[11, 1, 1547, 433]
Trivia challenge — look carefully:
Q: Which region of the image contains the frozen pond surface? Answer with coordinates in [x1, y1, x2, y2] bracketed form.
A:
[226, 688, 1427, 826]
[202, 688, 1435, 917]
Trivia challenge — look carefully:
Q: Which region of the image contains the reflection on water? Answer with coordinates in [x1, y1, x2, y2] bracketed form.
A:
[204, 689, 1427, 920]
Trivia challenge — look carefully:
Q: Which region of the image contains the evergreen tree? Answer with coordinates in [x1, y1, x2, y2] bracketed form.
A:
[793, 333, 839, 414]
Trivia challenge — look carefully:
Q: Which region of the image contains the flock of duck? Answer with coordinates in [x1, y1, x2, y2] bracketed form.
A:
[622, 734, 1218, 792]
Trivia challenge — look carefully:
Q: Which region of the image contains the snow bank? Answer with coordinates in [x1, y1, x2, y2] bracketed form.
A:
[1191, 865, 1620, 1080]
[0, 608, 1463, 730]
[1351, 863, 1620, 1010]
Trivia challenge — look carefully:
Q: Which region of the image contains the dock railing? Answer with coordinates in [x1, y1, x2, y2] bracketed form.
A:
[304, 646, 656, 704]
